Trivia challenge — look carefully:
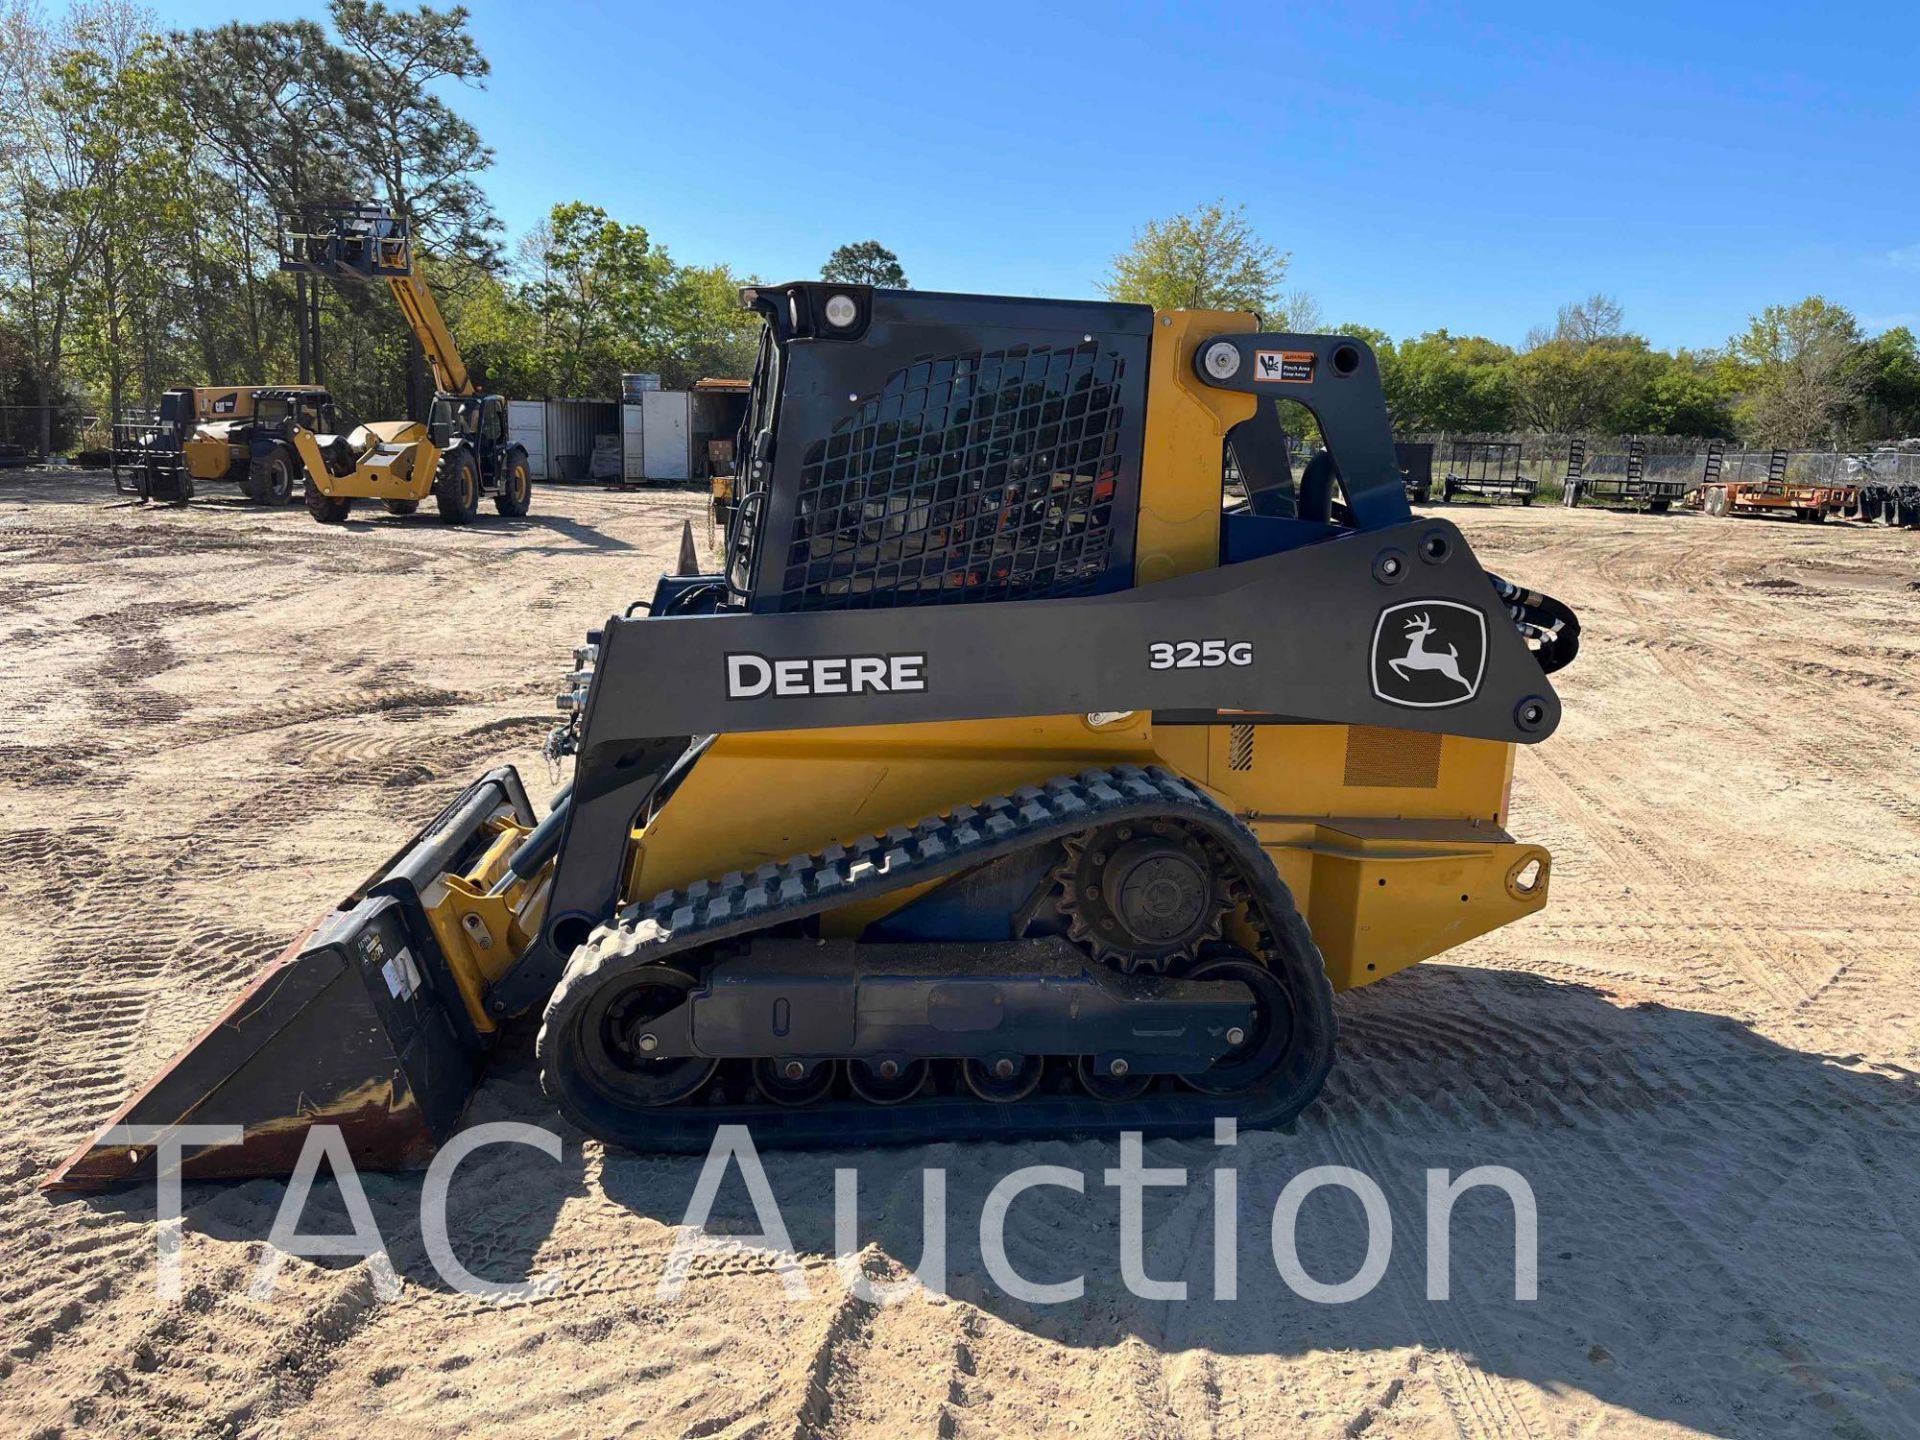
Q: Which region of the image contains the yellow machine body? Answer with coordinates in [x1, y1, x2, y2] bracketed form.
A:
[618, 720, 1538, 996]
[294, 422, 445, 502]
[295, 247, 476, 503]
[164, 385, 330, 480]
[414, 309, 1549, 1032]
[181, 433, 239, 480]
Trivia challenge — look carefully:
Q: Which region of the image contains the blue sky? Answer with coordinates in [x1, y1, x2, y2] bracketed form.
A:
[159, 0, 1918, 350]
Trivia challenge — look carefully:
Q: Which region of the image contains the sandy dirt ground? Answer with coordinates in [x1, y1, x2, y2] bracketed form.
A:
[1, 472, 1916, 1440]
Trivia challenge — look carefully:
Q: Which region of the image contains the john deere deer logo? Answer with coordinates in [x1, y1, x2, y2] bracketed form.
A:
[1371, 600, 1487, 708]
[1390, 611, 1473, 691]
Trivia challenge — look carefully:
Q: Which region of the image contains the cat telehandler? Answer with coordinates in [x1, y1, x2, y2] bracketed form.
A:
[52, 283, 1578, 1186]
[112, 384, 338, 505]
[277, 205, 533, 526]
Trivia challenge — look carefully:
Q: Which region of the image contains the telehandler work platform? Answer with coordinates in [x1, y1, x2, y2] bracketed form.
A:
[50, 284, 1579, 1188]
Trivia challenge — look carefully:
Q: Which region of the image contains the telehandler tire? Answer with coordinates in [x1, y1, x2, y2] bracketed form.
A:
[435, 449, 481, 524]
[249, 449, 296, 505]
[383, 500, 420, 516]
[305, 476, 353, 524]
[494, 451, 532, 517]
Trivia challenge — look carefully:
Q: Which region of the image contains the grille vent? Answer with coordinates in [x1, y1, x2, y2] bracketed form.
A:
[1343, 725, 1443, 788]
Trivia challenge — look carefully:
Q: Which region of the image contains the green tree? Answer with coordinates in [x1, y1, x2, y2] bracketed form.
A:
[442, 265, 539, 400]
[1510, 337, 1662, 434]
[168, 18, 361, 385]
[330, 0, 493, 260]
[1101, 200, 1287, 314]
[522, 202, 671, 396]
[330, 0, 497, 413]
[1846, 326, 1920, 439]
[1632, 352, 1737, 437]
[1511, 294, 1651, 434]
[1729, 296, 1863, 447]
[821, 240, 907, 288]
[58, 25, 194, 431]
[656, 261, 761, 387]
[1509, 295, 1737, 439]
[0, 0, 116, 455]
[1381, 330, 1515, 433]
[0, 311, 74, 449]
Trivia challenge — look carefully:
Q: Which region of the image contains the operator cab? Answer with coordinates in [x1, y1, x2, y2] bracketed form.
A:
[253, 389, 338, 437]
[428, 394, 503, 449]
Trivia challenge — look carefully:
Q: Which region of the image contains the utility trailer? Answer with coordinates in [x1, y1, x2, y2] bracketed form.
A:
[1693, 449, 1852, 523]
[1439, 440, 1537, 504]
[1394, 441, 1435, 502]
[1564, 438, 1685, 512]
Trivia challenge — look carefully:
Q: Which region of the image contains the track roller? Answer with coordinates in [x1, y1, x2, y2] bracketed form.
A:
[962, 1056, 1045, 1104]
[846, 1058, 930, 1105]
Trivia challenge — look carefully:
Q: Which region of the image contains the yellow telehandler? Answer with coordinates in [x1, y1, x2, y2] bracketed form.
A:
[278, 206, 532, 525]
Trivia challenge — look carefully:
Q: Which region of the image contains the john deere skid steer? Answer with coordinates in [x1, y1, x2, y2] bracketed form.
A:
[51, 285, 1578, 1186]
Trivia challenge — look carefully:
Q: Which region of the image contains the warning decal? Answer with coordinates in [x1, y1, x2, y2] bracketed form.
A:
[382, 946, 424, 1001]
[1252, 350, 1316, 383]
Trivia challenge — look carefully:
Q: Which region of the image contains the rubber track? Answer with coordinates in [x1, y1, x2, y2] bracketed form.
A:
[536, 765, 1337, 1152]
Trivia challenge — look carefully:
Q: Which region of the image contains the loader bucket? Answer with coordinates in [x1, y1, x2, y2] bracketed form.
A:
[47, 768, 536, 1190]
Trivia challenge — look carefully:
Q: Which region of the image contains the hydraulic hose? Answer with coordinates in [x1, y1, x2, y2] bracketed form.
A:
[1487, 572, 1581, 674]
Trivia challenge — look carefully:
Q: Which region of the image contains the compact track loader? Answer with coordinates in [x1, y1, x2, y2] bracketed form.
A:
[52, 285, 1578, 1187]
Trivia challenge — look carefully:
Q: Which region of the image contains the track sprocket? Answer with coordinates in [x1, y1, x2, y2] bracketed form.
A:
[1053, 820, 1241, 973]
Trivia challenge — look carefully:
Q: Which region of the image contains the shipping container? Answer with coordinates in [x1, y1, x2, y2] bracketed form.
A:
[505, 399, 622, 482]
[612, 384, 749, 485]
[691, 379, 750, 483]
[543, 399, 620, 482]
